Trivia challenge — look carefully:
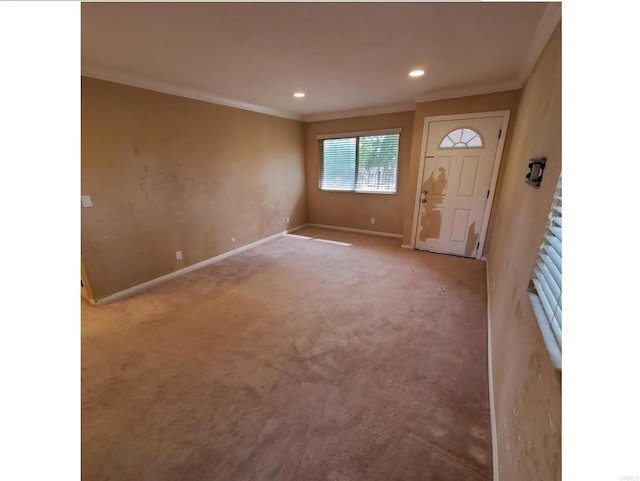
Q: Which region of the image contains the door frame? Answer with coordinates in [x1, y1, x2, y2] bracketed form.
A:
[409, 110, 511, 258]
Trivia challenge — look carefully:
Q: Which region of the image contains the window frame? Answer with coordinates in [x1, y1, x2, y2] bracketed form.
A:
[317, 128, 402, 195]
[438, 127, 484, 149]
[528, 173, 562, 370]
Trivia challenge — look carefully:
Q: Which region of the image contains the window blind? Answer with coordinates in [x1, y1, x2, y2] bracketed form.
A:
[356, 135, 399, 192]
[319, 133, 400, 194]
[529, 173, 562, 369]
[319, 138, 356, 191]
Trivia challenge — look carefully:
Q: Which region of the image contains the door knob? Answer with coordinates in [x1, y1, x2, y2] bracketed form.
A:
[421, 198, 427, 203]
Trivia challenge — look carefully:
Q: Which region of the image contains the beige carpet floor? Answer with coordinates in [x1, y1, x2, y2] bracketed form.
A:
[82, 226, 491, 481]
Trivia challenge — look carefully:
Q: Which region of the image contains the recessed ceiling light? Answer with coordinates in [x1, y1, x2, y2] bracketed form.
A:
[409, 70, 425, 77]
[293, 92, 305, 98]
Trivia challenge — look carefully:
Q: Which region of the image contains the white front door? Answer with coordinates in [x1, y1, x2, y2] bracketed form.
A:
[414, 114, 506, 258]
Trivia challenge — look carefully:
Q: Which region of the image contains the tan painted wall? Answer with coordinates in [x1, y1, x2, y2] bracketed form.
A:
[81, 257, 94, 304]
[304, 111, 415, 235]
[81, 77, 306, 301]
[402, 90, 521, 248]
[486, 23, 561, 481]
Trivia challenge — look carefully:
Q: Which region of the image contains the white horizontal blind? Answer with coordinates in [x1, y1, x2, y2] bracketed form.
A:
[530, 173, 562, 368]
[319, 133, 399, 193]
[356, 134, 399, 193]
[319, 138, 356, 191]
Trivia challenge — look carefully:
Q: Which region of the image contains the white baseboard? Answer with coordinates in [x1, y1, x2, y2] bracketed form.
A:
[285, 223, 309, 234]
[307, 223, 402, 239]
[96, 227, 303, 305]
[94, 222, 400, 305]
[485, 259, 500, 481]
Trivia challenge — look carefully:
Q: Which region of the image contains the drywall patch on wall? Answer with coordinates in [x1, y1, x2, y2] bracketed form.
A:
[504, 348, 561, 480]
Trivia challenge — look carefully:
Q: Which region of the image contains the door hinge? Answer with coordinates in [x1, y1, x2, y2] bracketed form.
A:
[477, 241, 480, 249]
[498, 129, 502, 139]
[487, 189, 490, 198]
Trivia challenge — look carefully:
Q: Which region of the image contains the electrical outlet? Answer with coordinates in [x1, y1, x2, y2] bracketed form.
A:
[231, 237, 236, 243]
[370, 217, 376, 225]
[81, 195, 93, 208]
[175, 250, 182, 260]
[286, 217, 290, 224]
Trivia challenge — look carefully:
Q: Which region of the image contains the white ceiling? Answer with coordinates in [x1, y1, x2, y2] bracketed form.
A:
[81, 2, 561, 122]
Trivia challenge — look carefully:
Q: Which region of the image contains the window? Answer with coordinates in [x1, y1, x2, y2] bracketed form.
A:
[439, 127, 483, 149]
[528, 173, 562, 369]
[319, 130, 400, 193]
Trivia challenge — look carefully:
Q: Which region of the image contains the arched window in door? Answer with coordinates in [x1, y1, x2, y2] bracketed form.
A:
[439, 128, 483, 149]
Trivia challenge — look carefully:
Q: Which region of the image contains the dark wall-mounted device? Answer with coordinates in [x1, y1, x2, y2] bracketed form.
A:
[526, 157, 546, 187]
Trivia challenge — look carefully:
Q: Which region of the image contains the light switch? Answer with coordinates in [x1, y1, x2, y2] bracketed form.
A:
[81, 195, 93, 208]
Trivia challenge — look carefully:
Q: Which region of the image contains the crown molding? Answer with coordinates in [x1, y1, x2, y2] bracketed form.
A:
[302, 102, 416, 123]
[516, 2, 562, 87]
[414, 3, 561, 105]
[82, 5, 560, 125]
[81, 64, 303, 121]
[413, 80, 523, 104]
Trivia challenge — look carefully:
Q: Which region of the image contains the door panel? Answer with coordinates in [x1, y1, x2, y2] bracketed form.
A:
[458, 156, 479, 197]
[451, 209, 471, 242]
[415, 116, 503, 257]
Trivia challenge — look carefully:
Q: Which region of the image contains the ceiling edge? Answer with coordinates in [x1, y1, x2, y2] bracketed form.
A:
[302, 102, 417, 123]
[82, 3, 561, 125]
[413, 80, 524, 104]
[414, 3, 561, 105]
[81, 64, 303, 121]
[515, 2, 562, 87]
